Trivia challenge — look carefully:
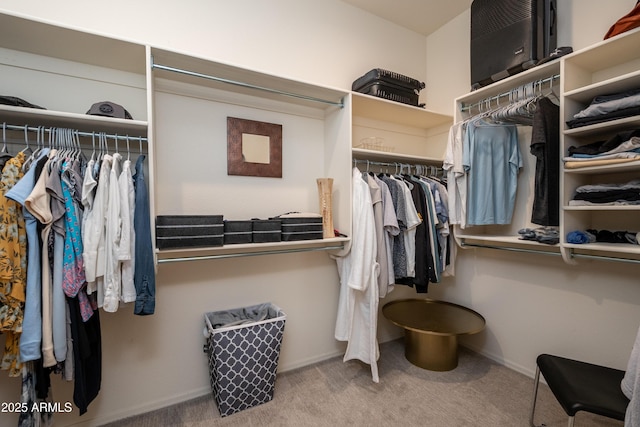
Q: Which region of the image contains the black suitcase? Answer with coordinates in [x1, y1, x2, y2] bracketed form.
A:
[352, 69, 425, 107]
[470, 0, 557, 89]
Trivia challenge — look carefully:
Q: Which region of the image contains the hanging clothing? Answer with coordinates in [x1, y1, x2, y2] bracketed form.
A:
[68, 294, 101, 415]
[396, 176, 429, 292]
[46, 159, 68, 368]
[103, 153, 122, 313]
[334, 167, 380, 383]
[5, 149, 50, 363]
[61, 160, 93, 321]
[366, 175, 391, 298]
[396, 176, 421, 279]
[133, 154, 156, 315]
[623, 323, 640, 427]
[81, 157, 98, 296]
[372, 175, 399, 296]
[463, 118, 522, 226]
[530, 97, 560, 226]
[118, 157, 136, 303]
[444, 121, 468, 229]
[378, 175, 408, 279]
[0, 151, 27, 377]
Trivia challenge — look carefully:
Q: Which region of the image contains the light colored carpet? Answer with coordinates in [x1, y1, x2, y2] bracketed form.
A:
[102, 339, 623, 426]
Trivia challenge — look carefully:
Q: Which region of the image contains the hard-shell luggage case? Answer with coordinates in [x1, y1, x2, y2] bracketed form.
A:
[470, 0, 557, 89]
[352, 68, 425, 107]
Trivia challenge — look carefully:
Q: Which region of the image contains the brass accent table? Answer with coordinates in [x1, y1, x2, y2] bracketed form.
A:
[382, 298, 485, 371]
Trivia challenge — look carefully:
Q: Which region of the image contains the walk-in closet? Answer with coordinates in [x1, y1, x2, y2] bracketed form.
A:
[0, 1, 639, 426]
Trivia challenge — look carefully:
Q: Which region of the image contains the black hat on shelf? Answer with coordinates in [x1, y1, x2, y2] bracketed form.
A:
[86, 101, 133, 119]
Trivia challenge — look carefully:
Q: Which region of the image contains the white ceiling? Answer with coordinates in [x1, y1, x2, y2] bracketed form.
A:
[341, 0, 473, 36]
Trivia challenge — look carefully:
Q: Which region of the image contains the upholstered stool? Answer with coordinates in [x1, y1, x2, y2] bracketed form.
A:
[530, 353, 629, 427]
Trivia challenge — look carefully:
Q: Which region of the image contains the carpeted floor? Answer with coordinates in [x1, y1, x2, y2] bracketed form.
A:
[102, 339, 623, 426]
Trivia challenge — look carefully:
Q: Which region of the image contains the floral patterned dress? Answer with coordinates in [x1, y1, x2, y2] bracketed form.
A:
[0, 151, 27, 377]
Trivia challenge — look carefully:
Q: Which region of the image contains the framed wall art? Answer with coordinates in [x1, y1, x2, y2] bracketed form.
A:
[227, 117, 282, 178]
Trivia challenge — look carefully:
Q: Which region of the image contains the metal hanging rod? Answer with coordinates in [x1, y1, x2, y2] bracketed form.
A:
[570, 251, 640, 265]
[1, 123, 148, 142]
[461, 241, 640, 265]
[151, 59, 344, 108]
[460, 74, 560, 113]
[459, 241, 562, 257]
[156, 244, 345, 264]
[352, 158, 443, 174]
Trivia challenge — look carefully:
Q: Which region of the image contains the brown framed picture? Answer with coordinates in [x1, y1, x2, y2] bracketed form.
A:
[227, 117, 282, 178]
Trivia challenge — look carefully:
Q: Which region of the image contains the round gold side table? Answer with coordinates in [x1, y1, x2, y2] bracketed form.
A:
[382, 298, 485, 371]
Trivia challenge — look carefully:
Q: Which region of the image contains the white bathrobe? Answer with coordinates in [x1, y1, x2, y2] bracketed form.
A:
[334, 167, 380, 382]
[623, 324, 640, 426]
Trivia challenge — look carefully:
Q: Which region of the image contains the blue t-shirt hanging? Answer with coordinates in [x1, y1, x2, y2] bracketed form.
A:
[463, 118, 522, 226]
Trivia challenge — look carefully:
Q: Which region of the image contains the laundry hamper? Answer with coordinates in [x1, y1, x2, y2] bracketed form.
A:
[203, 303, 286, 417]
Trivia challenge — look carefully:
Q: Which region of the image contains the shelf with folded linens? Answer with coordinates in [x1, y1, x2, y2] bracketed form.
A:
[560, 28, 640, 264]
[451, 27, 640, 264]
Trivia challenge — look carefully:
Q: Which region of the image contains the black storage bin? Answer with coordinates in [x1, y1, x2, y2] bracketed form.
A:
[252, 219, 281, 243]
[204, 303, 286, 417]
[156, 215, 223, 249]
[278, 215, 323, 241]
[352, 68, 425, 107]
[224, 220, 253, 245]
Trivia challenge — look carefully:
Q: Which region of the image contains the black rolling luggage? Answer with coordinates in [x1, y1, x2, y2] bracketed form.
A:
[470, 0, 557, 89]
[352, 68, 425, 107]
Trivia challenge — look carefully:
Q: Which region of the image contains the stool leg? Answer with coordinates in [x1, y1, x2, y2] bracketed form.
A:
[568, 416, 574, 427]
[529, 366, 546, 427]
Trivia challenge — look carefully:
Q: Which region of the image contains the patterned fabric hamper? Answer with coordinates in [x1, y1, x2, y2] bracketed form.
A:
[203, 303, 286, 417]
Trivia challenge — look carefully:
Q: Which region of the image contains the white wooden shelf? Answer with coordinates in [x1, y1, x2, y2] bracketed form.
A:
[0, 104, 148, 135]
[352, 92, 451, 129]
[559, 26, 640, 264]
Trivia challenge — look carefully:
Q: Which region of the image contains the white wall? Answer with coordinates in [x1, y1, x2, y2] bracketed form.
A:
[0, 0, 427, 93]
[424, 0, 640, 377]
[0, 0, 638, 425]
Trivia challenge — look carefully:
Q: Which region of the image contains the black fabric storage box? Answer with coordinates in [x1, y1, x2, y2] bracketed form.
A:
[156, 215, 223, 249]
[252, 219, 281, 243]
[204, 303, 286, 417]
[352, 68, 425, 107]
[278, 216, 323, 241]
[224, 220, 253, 245]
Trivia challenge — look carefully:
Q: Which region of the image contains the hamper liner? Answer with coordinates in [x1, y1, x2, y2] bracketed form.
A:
[204, 303, 286, 417]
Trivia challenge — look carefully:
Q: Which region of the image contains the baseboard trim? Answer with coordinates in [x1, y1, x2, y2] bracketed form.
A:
[461, 342, 536, 379]
[68, 388, 212, 427]
[278, 348, 346, 373]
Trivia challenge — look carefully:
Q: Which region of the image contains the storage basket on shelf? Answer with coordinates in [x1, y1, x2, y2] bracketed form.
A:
[271, 212, 324, 241]
[155, 215, 224, 249]
[203, 303, 286, 417]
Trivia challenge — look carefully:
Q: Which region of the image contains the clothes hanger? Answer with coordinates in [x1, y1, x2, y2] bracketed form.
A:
[126, 135, 131, 161]
[22, 126, 42, 171]
[1, 123, 8, 154]
[19, 125, 32, 155]
[90, 132, 97, 162]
